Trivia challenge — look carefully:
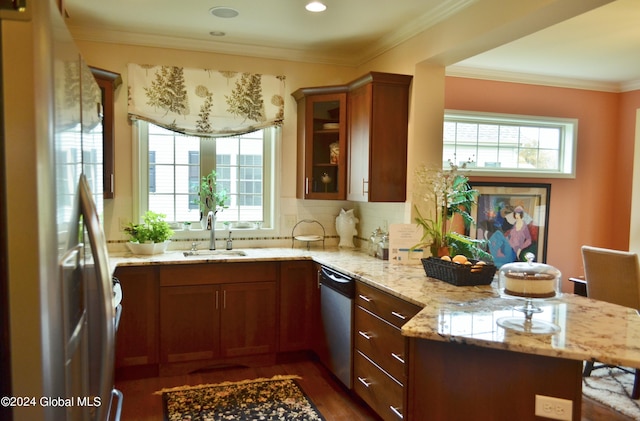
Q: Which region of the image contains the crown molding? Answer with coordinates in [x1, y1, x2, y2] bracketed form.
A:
[66, 25, 359, 67]
[621, 79, 640, 93]
[446, 65, 640, 93]
[359, 0, 476, 64]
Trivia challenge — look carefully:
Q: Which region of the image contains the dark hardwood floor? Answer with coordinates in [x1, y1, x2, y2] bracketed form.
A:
[114, 358, 379, 421]
[582, 396, 636, 421]
[115, 358, 634, 421]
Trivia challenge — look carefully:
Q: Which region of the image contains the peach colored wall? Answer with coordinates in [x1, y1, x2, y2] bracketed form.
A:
[620, 90, 640, 248]
[445, 76, 626, 291]
[626, 92, 640, 253]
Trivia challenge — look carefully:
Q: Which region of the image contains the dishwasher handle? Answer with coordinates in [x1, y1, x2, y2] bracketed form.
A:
[319, 266, 355, 298]
[321, 267, 351, 284]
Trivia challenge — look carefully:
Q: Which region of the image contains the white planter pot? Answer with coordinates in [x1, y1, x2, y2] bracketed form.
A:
[126, 240, 171, 255]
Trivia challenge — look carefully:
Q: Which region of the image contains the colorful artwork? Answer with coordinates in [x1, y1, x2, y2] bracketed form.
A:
[470, 182, 551, 268]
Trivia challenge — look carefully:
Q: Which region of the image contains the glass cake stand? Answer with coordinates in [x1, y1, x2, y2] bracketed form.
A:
[496, 254, 561, 334]
[497, 297, 560, 334]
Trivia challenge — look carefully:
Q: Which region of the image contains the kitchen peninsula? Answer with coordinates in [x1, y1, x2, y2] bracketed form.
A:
[111, 247, 640, 420]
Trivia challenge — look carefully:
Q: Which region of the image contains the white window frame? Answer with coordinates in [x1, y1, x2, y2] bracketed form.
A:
[444, 110, 578, 178]
[132, 121, 277, 230]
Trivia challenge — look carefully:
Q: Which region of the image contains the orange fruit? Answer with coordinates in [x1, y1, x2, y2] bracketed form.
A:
[452, 255, 468, 264]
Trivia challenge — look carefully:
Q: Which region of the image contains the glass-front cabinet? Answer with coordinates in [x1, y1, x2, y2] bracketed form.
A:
[292, 87, 347, 200]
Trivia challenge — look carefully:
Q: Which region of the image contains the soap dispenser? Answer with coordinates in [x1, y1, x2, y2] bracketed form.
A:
[226, 231, 233, 250]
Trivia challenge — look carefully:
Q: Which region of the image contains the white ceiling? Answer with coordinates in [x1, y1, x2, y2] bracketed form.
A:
[64, 0, 640, 92]
[450, 0, 640, 92]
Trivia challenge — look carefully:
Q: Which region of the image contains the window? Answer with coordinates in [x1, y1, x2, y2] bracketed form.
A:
[443, 111, 578, 178]
[136, 122, 276, 226]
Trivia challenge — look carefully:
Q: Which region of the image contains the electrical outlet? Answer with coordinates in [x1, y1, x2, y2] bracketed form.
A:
[535, 395, 573, 421]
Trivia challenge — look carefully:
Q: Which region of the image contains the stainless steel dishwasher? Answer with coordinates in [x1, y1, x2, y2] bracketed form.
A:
[318, 265, 354, 389]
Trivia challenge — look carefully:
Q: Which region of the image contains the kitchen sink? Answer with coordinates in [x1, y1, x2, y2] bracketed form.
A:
[183, 250, 247, 257]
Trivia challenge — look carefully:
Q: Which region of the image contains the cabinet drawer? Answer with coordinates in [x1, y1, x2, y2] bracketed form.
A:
[160, 262, 277, 286]
[356, 282, 421, 328]
[355, 306, 407, 382]
[354, 350, 405, 421]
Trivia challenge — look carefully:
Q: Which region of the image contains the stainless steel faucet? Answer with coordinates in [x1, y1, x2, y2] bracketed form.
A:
[207, 210, 216, 250]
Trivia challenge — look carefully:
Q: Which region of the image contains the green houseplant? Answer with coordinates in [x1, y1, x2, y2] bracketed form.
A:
[194, 170, 229, 228]
[412, 162, 492, 262]
[195, 170, 228, 213]
[124, 211, 174, 254]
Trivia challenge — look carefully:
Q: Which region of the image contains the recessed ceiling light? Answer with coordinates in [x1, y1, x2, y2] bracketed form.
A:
[209, 31, 226, 37]
[210, 6, 239, 18]
[305, 1, 327, 12]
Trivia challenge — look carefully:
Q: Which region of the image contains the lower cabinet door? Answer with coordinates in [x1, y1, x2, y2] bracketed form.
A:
[220, 281, 276, 357]
[354, 350, 405, 421]
[114, 266, 159, 369]
[159, 285, 220, 363]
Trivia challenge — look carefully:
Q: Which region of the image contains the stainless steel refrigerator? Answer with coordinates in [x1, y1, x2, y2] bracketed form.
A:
[1, 1, 121, 420]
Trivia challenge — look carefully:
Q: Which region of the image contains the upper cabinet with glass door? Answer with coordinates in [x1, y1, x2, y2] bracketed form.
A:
[292, 87, 348, 200]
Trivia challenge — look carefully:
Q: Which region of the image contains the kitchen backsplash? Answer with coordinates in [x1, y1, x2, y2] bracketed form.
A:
[108, 199, 411, 252]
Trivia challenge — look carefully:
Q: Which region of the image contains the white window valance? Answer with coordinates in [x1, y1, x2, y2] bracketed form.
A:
[128, 63, 285, 137]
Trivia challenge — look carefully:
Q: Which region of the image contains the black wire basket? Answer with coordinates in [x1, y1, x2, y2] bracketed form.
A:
[421, 257, 497, 286]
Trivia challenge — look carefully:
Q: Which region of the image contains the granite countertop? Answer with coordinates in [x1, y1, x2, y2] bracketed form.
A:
[109, 247, 640, 368]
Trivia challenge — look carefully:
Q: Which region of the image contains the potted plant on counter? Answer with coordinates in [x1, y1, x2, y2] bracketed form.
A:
[124, 210, 174, 255]
[412, 162, 492, 261]
[194, 170, 229, 229]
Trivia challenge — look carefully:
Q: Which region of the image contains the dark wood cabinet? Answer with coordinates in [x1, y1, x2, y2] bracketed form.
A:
[278, 261, 317, 352]
[354, 281, 420, 421]
[113, 260, 332, 379]
[408, 339, 583, 420]
[158, 263, 277, 374]
[347, 72, 412, 202]
[221, 281, 276, 357]
[114, 266, 159, 379]
[292, 87, 348, 200]
[90, 66, 122, 199]
[159, 284, 220, 363]
[293, 72, 411, 202]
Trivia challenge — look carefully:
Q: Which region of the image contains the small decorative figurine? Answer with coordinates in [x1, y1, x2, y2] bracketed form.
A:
[321, 172, 332, 192]
[335, 208, 358, 248]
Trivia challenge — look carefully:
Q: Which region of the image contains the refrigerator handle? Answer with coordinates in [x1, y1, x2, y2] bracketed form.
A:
[78, 174, 115, 421]
[107, 388, 124, 421]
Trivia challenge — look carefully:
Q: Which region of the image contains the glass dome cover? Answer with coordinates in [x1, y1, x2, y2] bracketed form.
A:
[499, 253, 561, 298]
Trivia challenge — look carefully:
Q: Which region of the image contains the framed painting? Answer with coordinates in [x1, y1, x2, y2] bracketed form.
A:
[469, 182, 551, 268]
